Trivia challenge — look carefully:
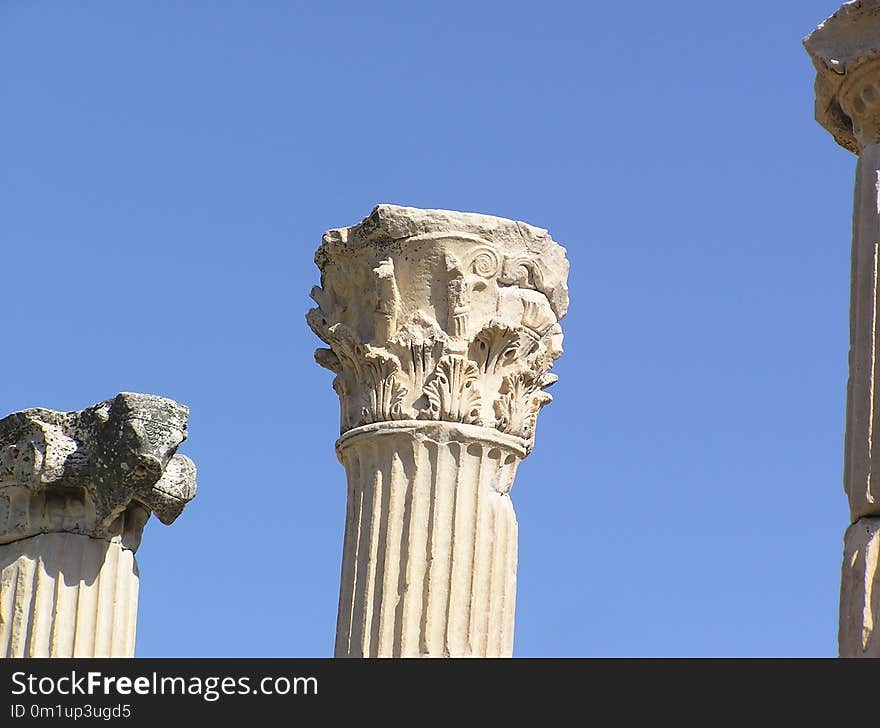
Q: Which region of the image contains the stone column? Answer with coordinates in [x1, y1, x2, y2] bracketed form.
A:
[0, 392, 197, 657]
[308, 205, 569, 657]
[806, 1, 880, 657]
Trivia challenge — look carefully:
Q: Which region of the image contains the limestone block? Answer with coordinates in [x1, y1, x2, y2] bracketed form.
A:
[0, 533, 139, 657]
[309, 205, 569, 657]
[0, 392, 197, 545]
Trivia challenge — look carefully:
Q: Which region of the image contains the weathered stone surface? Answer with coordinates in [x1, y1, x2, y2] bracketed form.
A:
[309, 205, 569, 657]
[143, 454, 197, 526]
[0, 393, 197, 658]
[842, 144, 880, 521]
[308, 205, 568, 451]
[805, 0, 880, 152]
[335, 422, 521, 657]
[0, 533, 139, 657]
[840, 518, 880, 656]
[0, 392, 197, 545]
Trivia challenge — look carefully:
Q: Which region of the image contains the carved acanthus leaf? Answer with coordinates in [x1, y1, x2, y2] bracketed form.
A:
[423, 355, 482, 425]
[322, 324, 409, 429]
[308, 206, 569, 440]
[493, 368, 554, 441]
[359, 348, 407, 425]
[332, 375, 357, 432]
[388, 316, 448, 397]
[521, 299, 557, 338]
[470, 322, 524, 374]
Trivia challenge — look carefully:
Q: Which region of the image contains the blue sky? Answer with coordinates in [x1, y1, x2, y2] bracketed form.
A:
[0, 1, 854, 656]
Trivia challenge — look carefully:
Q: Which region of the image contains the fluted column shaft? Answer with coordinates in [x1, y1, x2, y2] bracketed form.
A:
[335, 422, 521, 657]
[0, 533, 139, 657]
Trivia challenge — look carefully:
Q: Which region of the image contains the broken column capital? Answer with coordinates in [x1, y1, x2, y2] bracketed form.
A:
[805, 0, 880, 153]
[307, 204, 569, 453]
[0, 392, 197, 551]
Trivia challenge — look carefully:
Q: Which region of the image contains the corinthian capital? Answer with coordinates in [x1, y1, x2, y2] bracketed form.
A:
[307, 204, 569, 450]
[309, 205, 570, 657]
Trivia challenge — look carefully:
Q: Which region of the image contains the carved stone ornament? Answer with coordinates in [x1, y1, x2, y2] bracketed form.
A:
[0, 392, 198, 657]
[805, 0, 880, 152]
[307, 204, 569, 451]
[0, 392, 197, 551]
[309, 205, 569, 657]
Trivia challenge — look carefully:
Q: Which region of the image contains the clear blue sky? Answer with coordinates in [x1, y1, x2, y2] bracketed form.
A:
[0, 1, 854, 656]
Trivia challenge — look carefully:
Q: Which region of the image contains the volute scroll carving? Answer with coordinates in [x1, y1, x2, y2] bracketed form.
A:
[308, 205, 569, 449]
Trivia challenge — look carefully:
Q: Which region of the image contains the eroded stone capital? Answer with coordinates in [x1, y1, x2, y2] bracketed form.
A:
[0, 392, 197, 549]
[307, 205, 570, 451]
[805, 0, 880, 152]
